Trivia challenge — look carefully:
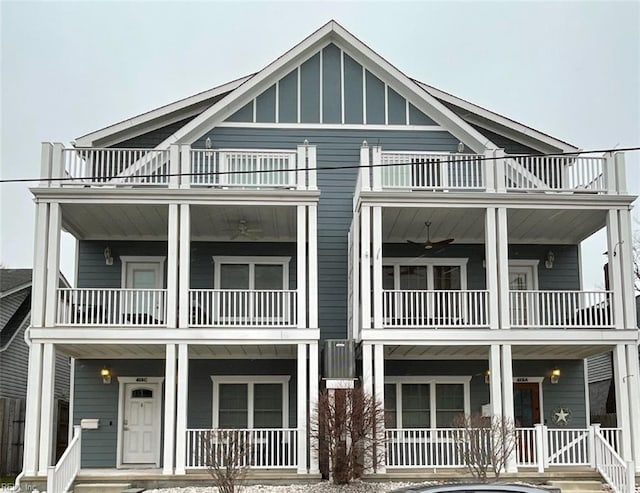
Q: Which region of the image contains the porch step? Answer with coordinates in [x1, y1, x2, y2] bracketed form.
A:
[73, 483, 132, 493]
[546, 480, 604, 492]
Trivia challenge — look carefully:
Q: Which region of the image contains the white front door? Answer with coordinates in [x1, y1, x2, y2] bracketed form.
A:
[123, 260, 164, 323]
[122, 383, 160, 464]
[509, 264, 537, 326]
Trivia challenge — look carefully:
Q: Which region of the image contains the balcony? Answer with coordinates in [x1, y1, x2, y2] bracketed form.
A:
[49, 144, 316, 190]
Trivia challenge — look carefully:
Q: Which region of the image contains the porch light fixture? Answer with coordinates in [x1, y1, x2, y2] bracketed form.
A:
[205, 137, 212, 149]
[104, 246, 113, 266]
[550, 367, 561, 384]
[545, 250, 555, 269]
[457, 142, 465, 153]
[484, 369, 491, 384]
[100, 367, 112, 384]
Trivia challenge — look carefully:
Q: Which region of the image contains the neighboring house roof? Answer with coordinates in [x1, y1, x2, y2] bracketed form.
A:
[73, 21, 577, 155]
[0, 268, 32, 296]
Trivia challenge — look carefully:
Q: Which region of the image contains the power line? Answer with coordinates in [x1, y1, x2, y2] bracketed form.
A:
[1, 145, 639, 184]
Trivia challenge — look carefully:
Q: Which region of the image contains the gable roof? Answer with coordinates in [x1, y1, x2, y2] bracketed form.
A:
[75, 21, 579, 155]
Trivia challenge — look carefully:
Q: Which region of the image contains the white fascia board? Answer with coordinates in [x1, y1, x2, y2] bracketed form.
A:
[0, 283, 32, 298]
[74, 75, 254, 147]
[414, 80, 580, 154]
[151, 21, 497, 154]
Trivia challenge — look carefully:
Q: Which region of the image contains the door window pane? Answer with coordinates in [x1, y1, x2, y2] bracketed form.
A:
[254, 383, 283, 428]
[220, 264, 250, 289]
[433, 266, 461, 290]
[384, 383, 397, 428]
[255, 265, 283, 290]
[383, 266, 395, 290]
[132, 269, 156, 289]
[435, 384, 464, 427]
[402, 383, 430, 427]
[219, 384, 248, 428]
[399, 266, 427, 290]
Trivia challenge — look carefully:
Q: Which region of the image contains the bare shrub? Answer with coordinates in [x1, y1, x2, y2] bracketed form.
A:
[452, 413, 518, 482]
[204, 429, 252, 493]
[311, 387, 386, 484]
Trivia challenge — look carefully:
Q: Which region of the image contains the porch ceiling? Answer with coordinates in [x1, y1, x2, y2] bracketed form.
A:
[384, 343, 613, 360]
[60, 203, 296, 241]
[382, 208, 606, 244]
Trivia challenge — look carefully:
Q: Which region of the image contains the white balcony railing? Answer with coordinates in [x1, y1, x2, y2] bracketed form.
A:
[510, 290, 613, 328]
[56, 288, 167, 326]
[63, 148, 170, 185]
[189, 289, 297, 327]
[594, 428, 635, 493]
[506, 155, 606, 192]
[385, 428, 468, 468]
[47, 426, 81, 493]
[382, 290, 489, 328]
[186, 428, 298, 469]
[191, 149, 298, 188]
[380, 152, 485, 190]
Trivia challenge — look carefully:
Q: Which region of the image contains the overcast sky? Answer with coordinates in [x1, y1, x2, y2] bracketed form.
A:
[1, 1, 638, 290]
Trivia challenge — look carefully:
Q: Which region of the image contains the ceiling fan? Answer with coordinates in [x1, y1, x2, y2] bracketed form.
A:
[406, 221, 454, 249]
[229, 220, 262, 240]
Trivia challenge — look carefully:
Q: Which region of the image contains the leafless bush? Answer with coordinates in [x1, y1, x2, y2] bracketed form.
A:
[311, 387, 386, 484]
[204, 429, 252, 493]
[452, 413, 518, 482]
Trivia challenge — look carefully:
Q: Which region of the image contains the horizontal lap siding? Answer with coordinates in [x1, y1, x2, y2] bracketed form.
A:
[198, 127, 460, 339]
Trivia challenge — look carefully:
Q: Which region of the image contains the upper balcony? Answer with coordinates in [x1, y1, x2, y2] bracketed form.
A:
[355, 145, 627, 200]
[40, 143, 317, 191]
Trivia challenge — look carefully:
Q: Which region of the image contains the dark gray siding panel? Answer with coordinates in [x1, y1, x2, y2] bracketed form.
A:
[300, 54, 320, 123]
[227, 101, 253, 123]
[588, 353, 613, 383]
[74, 359, 165, 467]
[365, 71, 385, 124]
[343, 54, 363, 124]
[387, 87, 406, 125]
[278, 69, 298, 123]
[470, 124, 540, 155]
[256, 85, 276, 123]
[409, 103, 436, 125]
[112, 116, 198, 149]
[187, 359, 297, 429]
[198, 127, 459, 339]
[322, 44, 341, 124]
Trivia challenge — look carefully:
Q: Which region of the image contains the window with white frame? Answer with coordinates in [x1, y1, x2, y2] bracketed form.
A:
[211, 376, 290, 429]
[213, 256, 290, 290]
[384, 377, 471, 428]
[382, 258, 468, 291]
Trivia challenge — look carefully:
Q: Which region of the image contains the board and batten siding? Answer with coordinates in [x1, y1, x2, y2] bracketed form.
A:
[587, 353, 613, 383]
[196, 127, 461, 339]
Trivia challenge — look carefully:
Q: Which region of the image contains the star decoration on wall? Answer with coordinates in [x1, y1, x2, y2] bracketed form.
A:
[552, 407, 572, 426]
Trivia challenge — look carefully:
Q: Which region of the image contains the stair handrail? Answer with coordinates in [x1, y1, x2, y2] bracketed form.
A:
[593, 426, 635, 493]
[47, 425, 82, 493]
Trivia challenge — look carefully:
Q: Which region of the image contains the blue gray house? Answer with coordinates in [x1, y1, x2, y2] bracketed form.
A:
[21, 21, 639, 492]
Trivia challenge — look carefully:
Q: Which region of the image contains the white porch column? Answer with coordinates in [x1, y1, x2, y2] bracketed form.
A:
[606, 210, 624, 329]
[485, 208, 499, 329]
[489, 344, 502, 417]
[494, 149, 506, 193]
[618, 209, 637, 329]
[180, 144, 191, 189]
[360, 141, 370, 191]
[500, 344, 517, 473]
[169, 144, 180, 189]
[297, 343, 308, 474]
[360, 206, 371, 329]
[307, 145, 317, 190]
[373, 344, 386, 473]
[23, 342, 43, 475]
[308, 205, 318, 330]
[372, 206, 383, 329]
[372, 146, 382, 191]
[484, 149, 496, 191]
[163, 344, 177, 474]
[44, 202, 61, 327]
[38, 343, 56, 474]
[297, 205, 307, 328]
[309, 341, 320, 474]
[167, 204, 179, 329]
[175, 343, 189, 474]
[31, 203, 49, 328]
[496, 207, 510, 329]
[613, 344, 632, 461]
[625, 344, 640, 471]
[178, 204, 190, 328]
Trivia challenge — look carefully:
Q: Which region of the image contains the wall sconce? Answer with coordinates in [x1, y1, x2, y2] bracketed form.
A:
[457, 142, 465, 153]
[104, 247, 113, 266]
[550, 367, 561, 384]
[484, 369, 491, 384]
[100, 367, 112, 384]
[544, 251, 555, 269]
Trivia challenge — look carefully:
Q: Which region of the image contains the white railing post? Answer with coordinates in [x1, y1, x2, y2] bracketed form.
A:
[625, 460, 635, 493]
[307, 145, 317, 190]
[603, 152, 617, 194]
[590, 423, 601, 468]
[614, 152, 626, 195]
[372, 146, 382, 191]
[484, 149, 495, 191]
[297, 143, 307, 190]
[360, 141, 370, 191]
[495, 149, 506, 193]
[180, 145, 191, 189]
[50, 143, 65, 188]
[535, 423, 546, 472]
[169, 144, 180, 188]
[41, 142, 54, 186]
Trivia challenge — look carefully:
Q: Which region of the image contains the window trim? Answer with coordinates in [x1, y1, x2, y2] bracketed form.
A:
[383, 257, 468, 291]
[508, 260, 540, 290]
[385, 376, 471, 429]
[210, 375, 291, 429]
[212, 256, 291, 290]
[119, 256, 166, 289]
